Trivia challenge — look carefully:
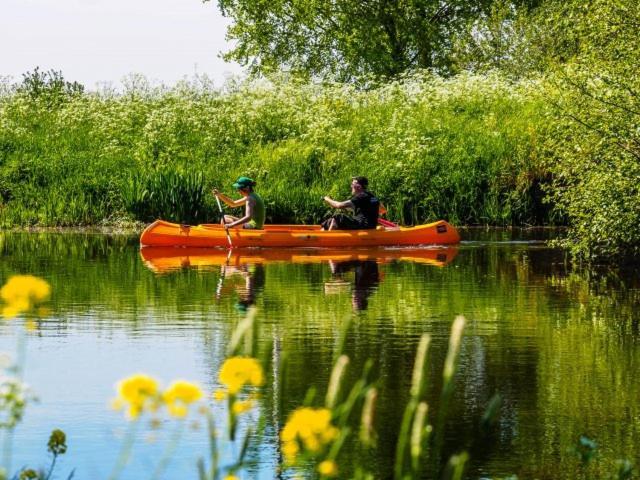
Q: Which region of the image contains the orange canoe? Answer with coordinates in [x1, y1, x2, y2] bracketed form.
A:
[140, 246, 458, 273]
[140, 220, 461, 248]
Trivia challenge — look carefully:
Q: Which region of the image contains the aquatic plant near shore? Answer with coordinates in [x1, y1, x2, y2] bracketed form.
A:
[112, 374, 160, 419]
[0, 275, 50, 319]
[0, 275, 52, 478]
[108, 375, 205, 480]
[14, 428, 70, 480]
[163, 380, 204, 418]
[1, 273, 635, 478]
[0, 285, 70, 480]
[200, 311, 469, 479]
[218, 357, 264, 395]
[121, 169, 207, 224]
[281, 407, 340, 464]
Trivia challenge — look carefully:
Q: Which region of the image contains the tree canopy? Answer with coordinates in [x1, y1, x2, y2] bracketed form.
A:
[211, 0, 540, 81]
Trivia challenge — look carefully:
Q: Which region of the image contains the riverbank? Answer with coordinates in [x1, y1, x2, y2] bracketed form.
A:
[0, 72, 553, 229]
[1, 70, 639, 260]
[0, 220, 145, 235]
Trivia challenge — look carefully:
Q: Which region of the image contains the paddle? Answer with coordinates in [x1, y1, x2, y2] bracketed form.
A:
[378, 203, 399, 229]
[378, 217, 399, 229]
[214, 192, 233, 248]
[215, 249, 234, 301]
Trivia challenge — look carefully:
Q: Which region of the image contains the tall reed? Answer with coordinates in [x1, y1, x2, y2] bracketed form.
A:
[121, 169, 208, 223]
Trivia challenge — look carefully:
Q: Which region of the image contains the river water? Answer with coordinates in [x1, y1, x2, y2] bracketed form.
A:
[0, 231, 638, 479]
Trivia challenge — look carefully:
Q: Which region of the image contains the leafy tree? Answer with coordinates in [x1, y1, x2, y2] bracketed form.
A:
[450, 0, 534, 76]
[540, 0, 640, 260]
[211, 0, 540, 81]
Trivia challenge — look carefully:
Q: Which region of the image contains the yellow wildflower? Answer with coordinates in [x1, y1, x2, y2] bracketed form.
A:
[167, 404, 188, 418]
[280, 407, 339, 463]
[232, 400, 253, 415]
[2, 298, 30, 319]
[163, 380, 203, 418]
[114, 374, 159, 419]
[281, 440, 299, 463]
[223, 475, 239, 480]
[213, 389, 226, 402]
[219, 357, 264, 395]
[318, 460, 338, 477]
[25, 320, 38, 332]
[1, 275, 50, 319]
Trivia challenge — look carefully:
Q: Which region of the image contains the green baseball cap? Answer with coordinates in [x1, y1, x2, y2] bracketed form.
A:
[232, 176, 255, 189]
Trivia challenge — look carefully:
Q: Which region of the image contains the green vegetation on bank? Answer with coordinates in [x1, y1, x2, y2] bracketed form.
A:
[0, 71, 553, 228]
[1, 0, 639, 261]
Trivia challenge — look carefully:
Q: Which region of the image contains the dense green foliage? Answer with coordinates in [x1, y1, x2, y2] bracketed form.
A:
[537, 0, 640, 260]
[0, 72, 553, 227]
[209, 0, 640, 261]
[1, 0, 639, 260]
[212, 0, 540, 81]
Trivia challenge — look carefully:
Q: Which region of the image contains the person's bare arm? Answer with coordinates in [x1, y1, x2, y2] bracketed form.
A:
[227, 195, 255, 227]
[213, 189, 248, 208]
[323, 196, 354, 209]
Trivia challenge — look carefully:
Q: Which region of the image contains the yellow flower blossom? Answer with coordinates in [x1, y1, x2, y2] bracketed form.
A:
[218, 357, 264, 395]
[1, 275, 50, 319]
[163, 380, 203, 418]
[318, 460, 338, 477]
[231, 400, 253, 415]
[223, 475, 239, 480]
[2, 298, 30, 319]
[281, 440, 299, 462]
[213, 389, 226, 402]
[280, 407, 339, 464]
[114, 374, 159, 419]
[167, 404, 188, 418]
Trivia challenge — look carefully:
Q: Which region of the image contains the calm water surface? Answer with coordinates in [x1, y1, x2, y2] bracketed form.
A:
[0, 231, 639, 479]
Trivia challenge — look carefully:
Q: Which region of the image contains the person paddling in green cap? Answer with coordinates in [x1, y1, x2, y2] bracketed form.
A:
[212, 176, 265, 229]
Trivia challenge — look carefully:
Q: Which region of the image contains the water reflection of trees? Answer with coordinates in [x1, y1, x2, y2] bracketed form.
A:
[2, 233, 640, 478]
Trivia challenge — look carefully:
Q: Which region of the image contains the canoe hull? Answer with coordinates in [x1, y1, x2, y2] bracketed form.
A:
[140, 220, 461, 248]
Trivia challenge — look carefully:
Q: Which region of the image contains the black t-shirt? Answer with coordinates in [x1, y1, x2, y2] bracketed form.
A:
[350, 191, 380, 228]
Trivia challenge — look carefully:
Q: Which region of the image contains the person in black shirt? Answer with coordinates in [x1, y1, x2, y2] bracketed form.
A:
[321, 176, 380, 230]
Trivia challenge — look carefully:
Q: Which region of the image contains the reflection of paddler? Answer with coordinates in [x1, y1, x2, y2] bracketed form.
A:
[215, 263, 266, 312]
[326, 260, 380, 311]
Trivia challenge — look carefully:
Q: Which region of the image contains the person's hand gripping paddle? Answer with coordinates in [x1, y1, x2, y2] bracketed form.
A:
[213, 189, 233, 248]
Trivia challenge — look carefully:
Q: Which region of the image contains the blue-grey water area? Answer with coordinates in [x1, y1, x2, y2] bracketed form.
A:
[0, 229, 639, 479]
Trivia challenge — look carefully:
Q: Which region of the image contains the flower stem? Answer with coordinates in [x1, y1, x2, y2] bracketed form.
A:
[107, 419, 139, 480]
[150, 420, 185, 480]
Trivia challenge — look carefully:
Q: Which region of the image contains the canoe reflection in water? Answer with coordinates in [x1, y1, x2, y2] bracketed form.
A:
[215, 263, 266, 312]
[140, 246, 458, 311]
[140, 246, 458, 273]
[326, 260, 380, 311]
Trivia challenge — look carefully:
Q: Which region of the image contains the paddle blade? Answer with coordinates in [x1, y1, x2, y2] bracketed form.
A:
[378, 218, 399, 229]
